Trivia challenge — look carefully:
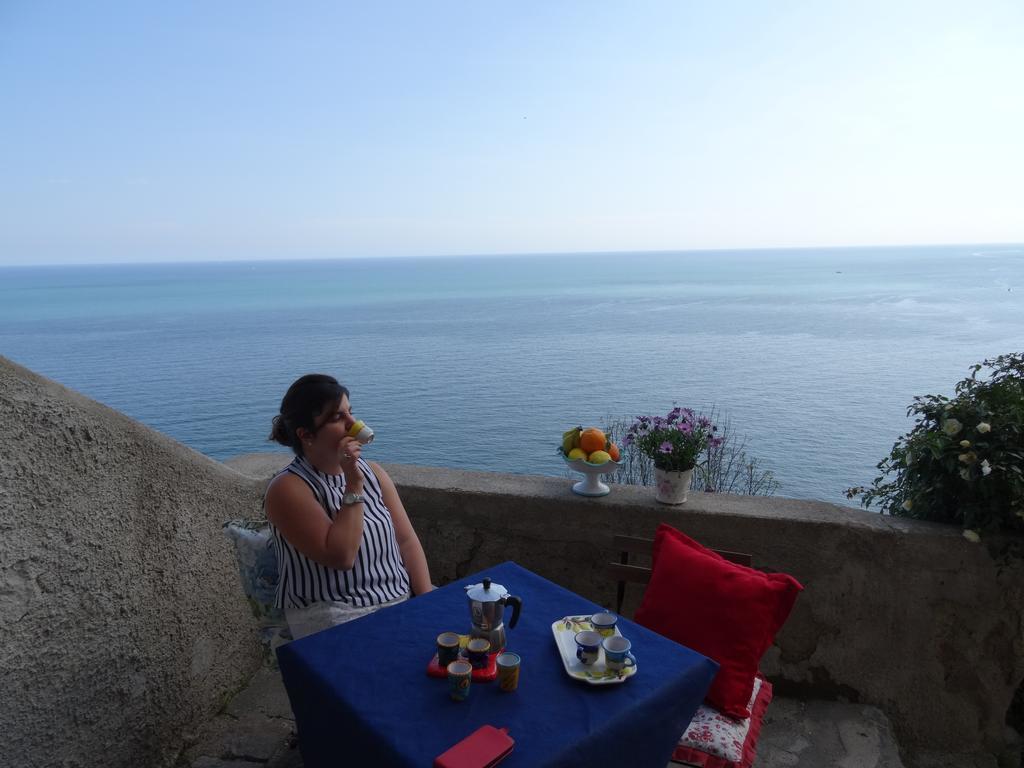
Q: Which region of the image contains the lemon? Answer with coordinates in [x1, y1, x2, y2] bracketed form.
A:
[587, 450, 611, 465]
[567, 448, 588, 461]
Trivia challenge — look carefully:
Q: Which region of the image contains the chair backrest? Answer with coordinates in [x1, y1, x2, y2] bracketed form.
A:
[608, 534, 752, 615]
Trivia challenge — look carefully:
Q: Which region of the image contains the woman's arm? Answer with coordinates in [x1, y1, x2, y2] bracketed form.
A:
[265, 471, 366, 571]
[369, 461, 434, 596]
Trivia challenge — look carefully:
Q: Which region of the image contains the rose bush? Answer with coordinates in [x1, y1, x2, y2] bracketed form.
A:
[847, 353, 1024, 539]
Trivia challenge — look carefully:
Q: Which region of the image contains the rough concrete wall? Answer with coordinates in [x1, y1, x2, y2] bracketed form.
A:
[1, 357, 264, 768]
[228, 454, 1024, 764]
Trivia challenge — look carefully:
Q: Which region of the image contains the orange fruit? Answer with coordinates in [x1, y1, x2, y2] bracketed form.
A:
[579, 428, 606, 454]
[607, 442, 621, 461]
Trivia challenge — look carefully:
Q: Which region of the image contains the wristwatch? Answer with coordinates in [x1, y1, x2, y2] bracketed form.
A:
[341, 492, 366, 506]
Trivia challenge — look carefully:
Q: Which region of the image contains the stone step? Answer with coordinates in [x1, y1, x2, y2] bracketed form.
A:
[754, 697, 905, 768]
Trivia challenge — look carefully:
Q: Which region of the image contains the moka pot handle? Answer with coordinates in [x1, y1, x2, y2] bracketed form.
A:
[504, 595, 522, 629]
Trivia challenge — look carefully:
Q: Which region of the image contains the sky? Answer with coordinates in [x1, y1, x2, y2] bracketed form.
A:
[1, 1, 1022, 266]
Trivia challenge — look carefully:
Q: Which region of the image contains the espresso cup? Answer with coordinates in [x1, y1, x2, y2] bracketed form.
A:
[496, 652, 521, 692]
[347, 419, 375, 445]
[447, 660, 472, 701]
[466, 638, 491, 669]
[601, 635, 636, 672]
[436, 631, 461, 667]
[574, 630, 602, 665]
[590, 611, 618, 637]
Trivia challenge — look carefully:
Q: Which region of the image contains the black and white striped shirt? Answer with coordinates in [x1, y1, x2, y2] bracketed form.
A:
[269, 455, 411, 610]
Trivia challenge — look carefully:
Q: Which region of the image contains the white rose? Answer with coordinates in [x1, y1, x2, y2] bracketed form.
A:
[959, 467, 971, 480]
[977, 422, 991, 433]
[962, 529, 981, 544]
[958, 452, 976, 465]
[959, 440, 971, 448]
[980, 460, 992, 476]
[943, 419, 963, 435]
[901, 499, 913, 511]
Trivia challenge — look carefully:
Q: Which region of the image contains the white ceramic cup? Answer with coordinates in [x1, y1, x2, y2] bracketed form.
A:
[590, 611, 618, 637]
[574, 630, 602, 665]
[601, 634, 636, 672]
[347, 420, 375, 444]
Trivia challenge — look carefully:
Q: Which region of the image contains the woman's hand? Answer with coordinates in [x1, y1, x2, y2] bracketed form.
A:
[339, 436, 363, 490]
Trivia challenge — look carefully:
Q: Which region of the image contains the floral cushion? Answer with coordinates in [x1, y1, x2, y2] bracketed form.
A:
[223, 519, 291, 653]
[673, 676, 773, 768]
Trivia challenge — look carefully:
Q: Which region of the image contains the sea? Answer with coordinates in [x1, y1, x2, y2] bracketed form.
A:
[2, 244, 1022, 507]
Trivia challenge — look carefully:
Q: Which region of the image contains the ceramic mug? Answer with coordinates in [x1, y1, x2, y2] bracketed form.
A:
[574, 630, 602, 665]
[496, 652, 521, 692]
[447, 660, 473, 701]
[590, 611, 618, 637]
[347, 420, 375, 444]
[466, 638, 491, 669]
[436, 631, 461, 667]
[601, 635, 636, 672]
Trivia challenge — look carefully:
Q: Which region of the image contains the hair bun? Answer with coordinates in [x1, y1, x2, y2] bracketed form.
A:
[268, 415, 291, 446]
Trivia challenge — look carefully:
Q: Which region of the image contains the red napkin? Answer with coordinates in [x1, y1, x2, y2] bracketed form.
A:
[433, 725, 514, 768]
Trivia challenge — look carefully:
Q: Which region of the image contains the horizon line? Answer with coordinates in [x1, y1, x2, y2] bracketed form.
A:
[2, 239, 1022, 269]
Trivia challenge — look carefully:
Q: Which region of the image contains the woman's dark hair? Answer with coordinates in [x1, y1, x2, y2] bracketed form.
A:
[269, 374, 349, 456]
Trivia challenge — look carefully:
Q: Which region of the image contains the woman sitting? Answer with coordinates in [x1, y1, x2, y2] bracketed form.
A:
[266, 373, 433, 640]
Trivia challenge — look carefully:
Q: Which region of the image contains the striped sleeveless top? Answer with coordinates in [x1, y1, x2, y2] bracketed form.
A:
[269, 455, 411, 610]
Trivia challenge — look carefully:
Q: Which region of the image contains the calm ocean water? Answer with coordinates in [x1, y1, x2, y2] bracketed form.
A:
[2, 245, 1022, 506]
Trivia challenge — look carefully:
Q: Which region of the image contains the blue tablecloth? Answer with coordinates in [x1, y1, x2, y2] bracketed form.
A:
[277, 561, 718, 767]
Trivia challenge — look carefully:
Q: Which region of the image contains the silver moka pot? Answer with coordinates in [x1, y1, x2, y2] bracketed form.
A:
[464, 577, 522, 650]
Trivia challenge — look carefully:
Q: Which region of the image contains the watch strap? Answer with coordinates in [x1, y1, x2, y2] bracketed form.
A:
[341, 492, 366, 506]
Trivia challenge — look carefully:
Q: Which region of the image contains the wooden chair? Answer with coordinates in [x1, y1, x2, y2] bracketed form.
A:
[609, 535, 757, 767]
[608, 534, 752, 616]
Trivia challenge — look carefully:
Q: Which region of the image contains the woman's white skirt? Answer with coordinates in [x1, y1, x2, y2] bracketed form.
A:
[285, 594, 409, 641]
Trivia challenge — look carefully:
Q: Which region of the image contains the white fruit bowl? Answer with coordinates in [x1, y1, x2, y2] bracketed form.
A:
[561, 454, 623, 497]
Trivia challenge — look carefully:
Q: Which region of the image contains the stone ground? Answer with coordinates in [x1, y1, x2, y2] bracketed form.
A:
[177, 664, 909, 768]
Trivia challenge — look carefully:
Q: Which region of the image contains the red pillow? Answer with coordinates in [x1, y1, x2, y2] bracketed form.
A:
[634, 524, 802, 718]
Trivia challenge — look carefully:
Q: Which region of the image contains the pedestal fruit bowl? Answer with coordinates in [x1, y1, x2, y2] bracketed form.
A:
[558, 426, 623, 497]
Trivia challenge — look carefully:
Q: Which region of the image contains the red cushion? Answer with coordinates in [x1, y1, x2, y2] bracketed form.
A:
[634, 524, 802, 718]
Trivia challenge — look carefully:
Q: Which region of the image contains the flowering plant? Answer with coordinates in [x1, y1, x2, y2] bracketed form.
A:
[847, 353, 1024, 540]
[623, 407, 721, 473]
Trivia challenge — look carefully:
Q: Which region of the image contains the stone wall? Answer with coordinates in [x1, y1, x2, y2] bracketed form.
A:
[232, 455, 1024, 765]
[1, 357, 264, 768]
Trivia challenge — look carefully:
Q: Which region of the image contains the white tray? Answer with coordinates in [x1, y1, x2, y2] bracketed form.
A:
[551, 615, 638, 685]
